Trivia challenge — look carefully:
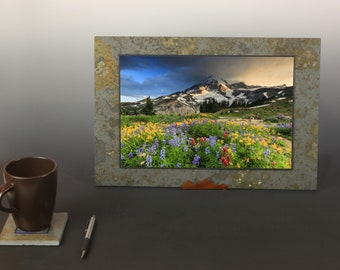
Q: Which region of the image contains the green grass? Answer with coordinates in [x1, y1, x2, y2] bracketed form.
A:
[217, 99, 293, 120]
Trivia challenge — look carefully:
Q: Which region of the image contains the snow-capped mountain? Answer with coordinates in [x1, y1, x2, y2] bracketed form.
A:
[121, 76, 293, 115]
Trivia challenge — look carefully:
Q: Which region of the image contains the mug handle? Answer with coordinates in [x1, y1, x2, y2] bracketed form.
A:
[0, 183, 17, 213]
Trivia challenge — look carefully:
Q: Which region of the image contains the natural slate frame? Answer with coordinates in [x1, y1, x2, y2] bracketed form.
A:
[94, 36, 320, 190]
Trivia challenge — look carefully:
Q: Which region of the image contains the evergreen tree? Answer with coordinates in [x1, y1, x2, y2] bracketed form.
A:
[141, 96, 155, 115]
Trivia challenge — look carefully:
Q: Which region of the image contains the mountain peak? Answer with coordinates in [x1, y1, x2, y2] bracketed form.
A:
[202, 75, 225, 84]
[184, 77, 228, 93]
[200, 76, 251, 90]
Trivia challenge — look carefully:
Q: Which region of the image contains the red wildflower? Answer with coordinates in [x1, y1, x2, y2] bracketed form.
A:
[221, 156, 229, 167]
[200, 137, 206, 144]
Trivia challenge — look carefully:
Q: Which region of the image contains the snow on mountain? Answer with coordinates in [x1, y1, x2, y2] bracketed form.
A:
[121, 76, 293, 115]
[192, 91, 229, 103]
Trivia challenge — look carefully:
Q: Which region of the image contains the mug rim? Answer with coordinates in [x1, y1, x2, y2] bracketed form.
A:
[3, 156, 57, 179]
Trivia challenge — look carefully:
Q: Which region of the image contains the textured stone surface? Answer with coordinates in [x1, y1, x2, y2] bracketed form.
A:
[94, 37, 320, 190]
[0, 212, 68, 246]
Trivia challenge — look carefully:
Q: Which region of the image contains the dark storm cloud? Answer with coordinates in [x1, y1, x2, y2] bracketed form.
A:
[120, 56, 229, 96]
[120, 56, 294, 101]
[120, 56, 211, 99]
[120, 55, 271, 85]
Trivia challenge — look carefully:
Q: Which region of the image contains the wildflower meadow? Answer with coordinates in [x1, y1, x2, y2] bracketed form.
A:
[120, 114, 292, 169]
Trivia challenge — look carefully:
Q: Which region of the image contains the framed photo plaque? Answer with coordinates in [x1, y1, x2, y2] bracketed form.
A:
[94, 36, 320, 190]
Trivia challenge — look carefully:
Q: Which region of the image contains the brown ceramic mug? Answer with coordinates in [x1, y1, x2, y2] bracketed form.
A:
[0, 157, 57, 232]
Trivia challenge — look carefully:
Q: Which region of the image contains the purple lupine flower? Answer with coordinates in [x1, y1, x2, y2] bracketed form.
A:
[169, 135, 180, 147]
[264, 149, 270, 160]
[192, 154, 200, 165]
[146, 155, 152, 167]
[170, 124, 178, 135]
[128, 152, 134, 158]
[205, 147, 210, 155]
[136, 147, 144, 155]
[148, 145, 157, 155]
[160, 147, 166, 160]
[207, 135, 217, 147]
[153, 138, 159, 148]
[165, 128, 171, 138]
[180, 123, 188, 131]
[168, 138, 176, 147]
[278, 123, 292, 129]
[231, 143, 237, 152]
[179, 132, 187, 145]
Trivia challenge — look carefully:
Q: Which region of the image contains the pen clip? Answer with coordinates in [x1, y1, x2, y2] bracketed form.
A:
[84, 215, 96, 238]
[84, 219, 91, 233]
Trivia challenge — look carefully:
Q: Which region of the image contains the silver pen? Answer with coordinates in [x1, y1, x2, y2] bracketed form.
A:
[81, 215, 96, 259]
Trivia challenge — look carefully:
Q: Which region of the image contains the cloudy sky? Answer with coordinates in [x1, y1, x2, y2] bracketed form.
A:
[120, 56, 294, 102]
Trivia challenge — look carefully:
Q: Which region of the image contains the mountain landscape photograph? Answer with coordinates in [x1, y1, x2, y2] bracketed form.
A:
[120, 56, 294, 170]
